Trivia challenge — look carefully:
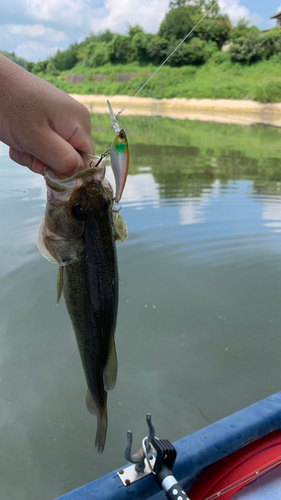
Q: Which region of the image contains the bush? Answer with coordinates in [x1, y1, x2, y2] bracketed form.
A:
[90, 42, 110, 67]
[46, 60, 60, 76]
[146, 35, 168, 65]
[229, 32, 263, 64]
[168, 38, 207, 66]
[254, 81, 281, 103]
[211, 50, 230, 64]
[230, 19, 260, 42]
[52, 44, 78, 71]
[108, 35, 132, 64]
[31, 60, 48, 74]
[261, 27, 281, 60]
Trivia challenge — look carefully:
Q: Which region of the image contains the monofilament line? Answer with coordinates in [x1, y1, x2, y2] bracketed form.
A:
[116, 0, 219, 118]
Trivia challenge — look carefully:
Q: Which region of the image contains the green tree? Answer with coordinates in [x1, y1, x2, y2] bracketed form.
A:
[52, 44, 78, 71]
[168, 37, 207, 65]
[108, 34, 132, 64]
[230, 19, 260, 42]
[0, 50, 27, 68]
[229, 32, 263, 63]
[91, 42, 110, 66]
[158, 5, 199, 41]
[261, 27, 281, 60]
[146, 35, 168, 64]
[46, 60, 59, 76]
[31, 60, 48, 74]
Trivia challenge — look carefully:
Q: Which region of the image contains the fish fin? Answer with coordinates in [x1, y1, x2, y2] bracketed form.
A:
[96, 407, 108, 454]
[113, 210, 128, 242]
[86, 390, 107, 454]
[57, 267, 63, 304]
[37, 218, 59, 264]
[103, 337, 118, 391]
[86, 389, 98, 415]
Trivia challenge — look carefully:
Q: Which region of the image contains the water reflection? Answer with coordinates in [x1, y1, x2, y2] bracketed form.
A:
[1, 116, 281, 500]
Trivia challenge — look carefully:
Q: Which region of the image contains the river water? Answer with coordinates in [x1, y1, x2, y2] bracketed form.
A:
[0, 116, 280, 500]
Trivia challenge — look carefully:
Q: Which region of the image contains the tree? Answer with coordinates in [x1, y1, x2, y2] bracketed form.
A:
[230, 19, 259, 42]
[261, 27, 281, 60]
[90, 42, 110, 67]
[52, 44, 78, 71]
[158, 5, 199, 41]
[168, 37, 207, 65]
[146, 35, 168, 65]
[229, 32, 263, 63]
[108, 35, 132, 64]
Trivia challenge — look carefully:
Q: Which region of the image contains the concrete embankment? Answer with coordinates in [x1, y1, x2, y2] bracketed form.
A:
[70, 94, 281, 127]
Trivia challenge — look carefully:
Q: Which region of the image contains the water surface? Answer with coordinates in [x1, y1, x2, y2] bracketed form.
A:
[0, 117, 280, 500]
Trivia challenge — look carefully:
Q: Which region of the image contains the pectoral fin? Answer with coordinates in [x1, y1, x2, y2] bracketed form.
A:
[103, 336, 118, 391]
[57, 267, 64, 304]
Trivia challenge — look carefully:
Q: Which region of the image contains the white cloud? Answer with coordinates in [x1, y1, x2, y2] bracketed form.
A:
[96, 0, 169, 34]
[14, 41, 61, 61]
[6, 24, 66, 42]
[23, 0, 100, 27]
[219, 0, 262, 26]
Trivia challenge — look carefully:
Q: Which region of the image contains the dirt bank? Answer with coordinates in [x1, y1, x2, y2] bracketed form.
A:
[70, 94, 281, 127]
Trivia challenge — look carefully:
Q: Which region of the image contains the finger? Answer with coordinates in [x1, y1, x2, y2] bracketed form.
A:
[68, 123, 95, 157]
[9, 148, 33, 168]
[26, 127, 88, 178]
[9, 148, 45, 175]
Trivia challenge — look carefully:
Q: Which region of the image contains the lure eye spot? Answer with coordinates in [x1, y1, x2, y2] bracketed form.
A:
[119, 131, 126, 140]
[71, 203, 84, 220]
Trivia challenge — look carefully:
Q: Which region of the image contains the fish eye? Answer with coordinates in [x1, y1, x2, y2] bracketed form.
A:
[71, 203, 84, 220]
[119, 130, 126, 140]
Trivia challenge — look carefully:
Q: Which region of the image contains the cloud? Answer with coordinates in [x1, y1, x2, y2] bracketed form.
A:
[95, 0, 169, 34]
[23, 0, 102, 27]
[218, 0, 262, 26]
[6, 24, 66, 42]
[14, 41, 61, 61]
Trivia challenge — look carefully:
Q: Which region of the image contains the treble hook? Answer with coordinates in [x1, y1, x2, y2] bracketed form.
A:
[124, 414, 156, 473]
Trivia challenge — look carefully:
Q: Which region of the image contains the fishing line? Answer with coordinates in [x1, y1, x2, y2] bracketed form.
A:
[116, 1, 219, 118]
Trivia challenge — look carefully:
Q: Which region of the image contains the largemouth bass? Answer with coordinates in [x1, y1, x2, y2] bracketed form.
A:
[38, 155, 127, 453]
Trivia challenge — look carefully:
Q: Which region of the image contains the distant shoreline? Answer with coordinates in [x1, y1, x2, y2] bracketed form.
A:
[70, 94, 281, 127]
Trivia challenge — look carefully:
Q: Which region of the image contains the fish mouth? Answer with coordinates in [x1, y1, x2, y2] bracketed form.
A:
[44, 154, 107, 200]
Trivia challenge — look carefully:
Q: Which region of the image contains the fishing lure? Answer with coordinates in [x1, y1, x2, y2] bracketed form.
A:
[107, 100, 129, 204]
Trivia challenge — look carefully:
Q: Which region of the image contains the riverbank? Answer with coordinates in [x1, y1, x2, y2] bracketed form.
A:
[71, 94, 281, 127]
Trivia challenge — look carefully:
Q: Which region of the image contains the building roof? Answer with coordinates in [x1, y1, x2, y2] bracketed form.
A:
[271, 12, 281, 19]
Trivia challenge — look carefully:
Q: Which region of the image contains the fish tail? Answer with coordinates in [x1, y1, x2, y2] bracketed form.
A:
[95, 407, 108, 454]
[86, 389, 108, 454]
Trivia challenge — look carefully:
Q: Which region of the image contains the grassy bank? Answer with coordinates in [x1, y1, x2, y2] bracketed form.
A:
[41, 56, 281, 103]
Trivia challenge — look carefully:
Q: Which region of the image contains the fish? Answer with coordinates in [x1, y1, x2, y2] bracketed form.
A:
[38, 154, 128, 453]
[107, 100, 130, 203]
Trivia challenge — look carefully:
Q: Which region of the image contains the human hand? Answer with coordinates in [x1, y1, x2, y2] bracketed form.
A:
[0, 55, 94, 178]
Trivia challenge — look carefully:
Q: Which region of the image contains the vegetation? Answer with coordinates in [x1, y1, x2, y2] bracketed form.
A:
[0, 50, 27, 68]
[3, 1, 281, 103]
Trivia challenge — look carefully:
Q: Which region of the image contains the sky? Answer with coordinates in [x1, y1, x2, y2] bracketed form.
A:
[0, 1, 280, 62]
